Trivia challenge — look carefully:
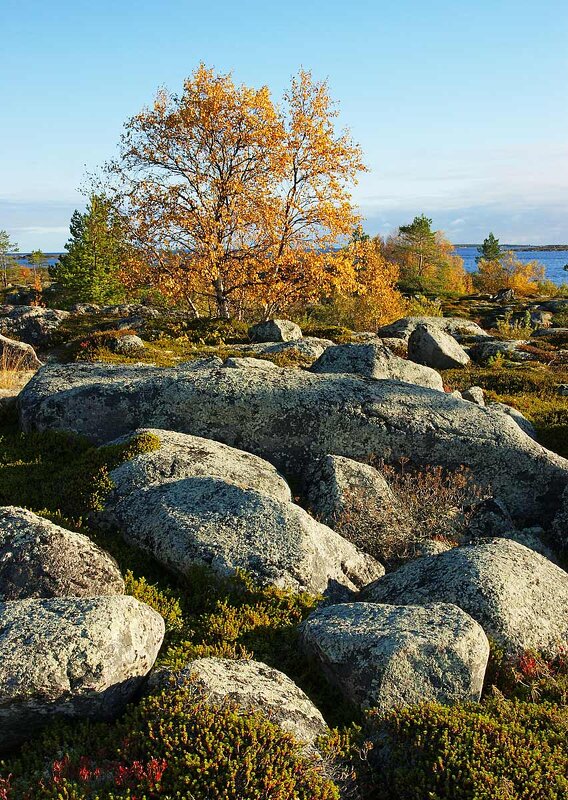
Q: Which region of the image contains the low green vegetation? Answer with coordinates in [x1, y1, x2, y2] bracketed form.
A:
[495, 310, 535, 340]
[370, 696, 568, 800]
[1, 684, 339, 799]
[444, 363, 568, 458]
[0, 420, 160, 520]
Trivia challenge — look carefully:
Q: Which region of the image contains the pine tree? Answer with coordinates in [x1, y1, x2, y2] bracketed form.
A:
[476, 232, 501, 263]
[28, 249, 48, 269]
[385, 215, 470, 294]
[53, 196, 127, 305]
[0, 230, 18, 288]
[395, 215, 438, 288]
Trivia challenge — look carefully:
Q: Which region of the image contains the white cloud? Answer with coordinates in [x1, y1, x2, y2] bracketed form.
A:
[12, 226, 69, 235]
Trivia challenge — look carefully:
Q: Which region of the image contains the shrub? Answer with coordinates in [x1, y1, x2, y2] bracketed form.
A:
[125, 571, 184, 636]
[406, 293, 443, 317]
[301, 324, 353, 342]
[533, 408, 568, 458]
[65, 328, 141, 362]
[369, 697, 568, 800]
[473, 252, 545, 296]
[144, 315, 249, 344]
[0, 683, 339, 799]
[0, 347, 32, 391]
[487, 646, 568, 705]
[495, 310, 534, 340]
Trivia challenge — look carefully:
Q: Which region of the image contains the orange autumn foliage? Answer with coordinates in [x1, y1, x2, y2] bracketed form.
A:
[331, 235, 408, 329]
[473, 252, 545, 296]
[107, 65, 366, 319]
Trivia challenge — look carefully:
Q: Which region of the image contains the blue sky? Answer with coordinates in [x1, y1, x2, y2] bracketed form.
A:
[1, 0, 567, 251]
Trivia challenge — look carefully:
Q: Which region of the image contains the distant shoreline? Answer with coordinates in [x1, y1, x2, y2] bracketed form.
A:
[455, 244, 568, 251]
[8, 244, 568, 259]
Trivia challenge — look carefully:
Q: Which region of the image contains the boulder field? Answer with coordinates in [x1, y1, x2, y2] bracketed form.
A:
[3, 309, 568, 765]
[18, 358, 568, 521]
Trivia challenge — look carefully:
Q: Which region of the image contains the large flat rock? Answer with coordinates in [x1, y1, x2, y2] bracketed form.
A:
[19, 360, 568, 520]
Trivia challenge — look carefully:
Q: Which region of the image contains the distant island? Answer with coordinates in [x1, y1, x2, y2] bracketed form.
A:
[455, 244, 568, 251]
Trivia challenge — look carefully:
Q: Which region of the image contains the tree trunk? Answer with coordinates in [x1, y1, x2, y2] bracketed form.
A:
[213, 276, 230, 319]
[185, 295, 200, 318]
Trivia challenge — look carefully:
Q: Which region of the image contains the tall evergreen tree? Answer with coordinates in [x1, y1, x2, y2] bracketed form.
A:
[396, 214, 438, 286]
[0, 230, 18, 288]
[476, 232, 501, 263]
[52, 195, 127, 305]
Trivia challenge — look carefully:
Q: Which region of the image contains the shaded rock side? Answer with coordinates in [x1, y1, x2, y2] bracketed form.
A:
[0, 506, 124, 600]
[408, 324, 470, 369]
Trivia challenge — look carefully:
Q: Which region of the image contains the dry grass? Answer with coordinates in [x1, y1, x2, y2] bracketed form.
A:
[0, 349, 35, 391]
[334, 460, 490, 570]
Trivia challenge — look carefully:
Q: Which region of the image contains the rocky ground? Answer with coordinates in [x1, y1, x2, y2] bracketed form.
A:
[0, 291, 567, 798]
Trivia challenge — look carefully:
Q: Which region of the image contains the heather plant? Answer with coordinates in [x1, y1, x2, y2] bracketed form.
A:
[495, 310, 534, 340]
[0, 683, 339, 799]
[65, 327, 141, 362]
[368, 697, 568, 800]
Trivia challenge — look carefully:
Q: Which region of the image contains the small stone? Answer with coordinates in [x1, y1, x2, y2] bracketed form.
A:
[462, 386, 485, 406]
